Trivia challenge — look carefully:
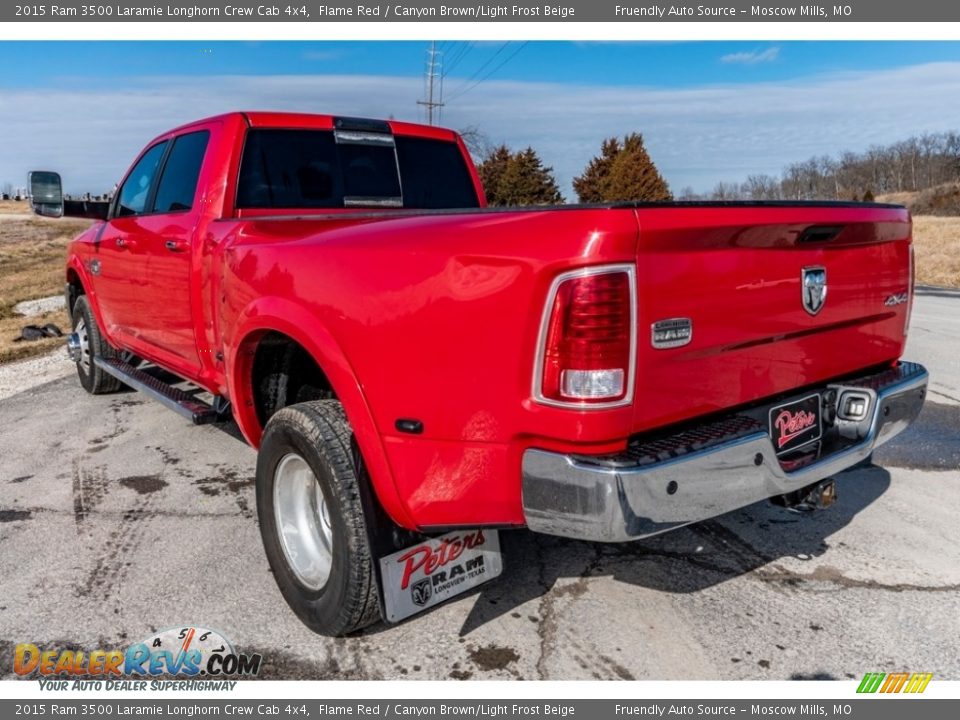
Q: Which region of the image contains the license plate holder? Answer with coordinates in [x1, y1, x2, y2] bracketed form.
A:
[769, 393, 822, 455]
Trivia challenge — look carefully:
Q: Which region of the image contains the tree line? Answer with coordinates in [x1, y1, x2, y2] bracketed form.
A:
[684, 130, 960, 202]
[470, 128, 960, 207]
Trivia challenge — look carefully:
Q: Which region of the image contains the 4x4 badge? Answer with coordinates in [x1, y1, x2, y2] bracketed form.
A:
[802, 266, 827, 315]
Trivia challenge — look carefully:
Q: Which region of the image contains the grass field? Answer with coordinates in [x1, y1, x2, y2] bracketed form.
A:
[0, 199, 32, 214]
[0, 201, 91, 362]
[878, 187, 960, 288]
[0, 198, 957, 366]
[911, 215, 960, 289]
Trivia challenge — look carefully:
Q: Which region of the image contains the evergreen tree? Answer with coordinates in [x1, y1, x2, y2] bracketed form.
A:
[574, 133, 672, 202]
[573, 137, 620, 202]
[478, 146, 563, 206]
[476, 145, 512, 205]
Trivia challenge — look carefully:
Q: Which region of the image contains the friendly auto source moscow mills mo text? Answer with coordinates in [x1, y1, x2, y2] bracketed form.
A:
[615, 5, 840, 17]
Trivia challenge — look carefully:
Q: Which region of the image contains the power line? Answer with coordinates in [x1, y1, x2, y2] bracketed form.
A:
[442, 42, 474, 77]
[446, 42, 510, 96]
[445, 42, 529, 103]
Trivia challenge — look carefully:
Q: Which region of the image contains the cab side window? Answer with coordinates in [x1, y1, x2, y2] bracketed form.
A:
[152, 131, 210, 213]
[115, 141, 168, 217]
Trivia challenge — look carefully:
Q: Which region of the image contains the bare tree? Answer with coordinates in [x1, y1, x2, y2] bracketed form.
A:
[458, 126, 494, 164]
[743, 174, 781, 200]
[711, 181, 740, 200]
[711, 130, 960, 201]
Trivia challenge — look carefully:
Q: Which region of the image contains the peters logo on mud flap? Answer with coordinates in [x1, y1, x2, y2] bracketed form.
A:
[379, 530, 504, 623]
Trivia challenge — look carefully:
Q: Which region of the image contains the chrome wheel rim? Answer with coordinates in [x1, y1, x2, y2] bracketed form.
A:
[273, 453, 334, 591]
[74, 317, 91, 375]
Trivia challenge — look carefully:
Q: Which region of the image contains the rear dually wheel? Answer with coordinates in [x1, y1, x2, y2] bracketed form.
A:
[255, 400, 382, 636]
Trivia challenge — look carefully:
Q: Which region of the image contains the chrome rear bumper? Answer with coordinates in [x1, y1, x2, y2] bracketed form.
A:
[521, 362, 928, 542]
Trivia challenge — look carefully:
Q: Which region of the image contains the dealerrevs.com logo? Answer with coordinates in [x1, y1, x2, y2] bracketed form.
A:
[14, 626, 261, 690]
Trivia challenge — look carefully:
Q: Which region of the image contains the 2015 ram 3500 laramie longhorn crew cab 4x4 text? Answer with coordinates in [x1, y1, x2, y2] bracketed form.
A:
[30, 112, 928, 635]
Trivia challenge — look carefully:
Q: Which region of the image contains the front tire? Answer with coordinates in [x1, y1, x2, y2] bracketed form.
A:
[256, 400, 381, 636]
[71, 295, 122, 395]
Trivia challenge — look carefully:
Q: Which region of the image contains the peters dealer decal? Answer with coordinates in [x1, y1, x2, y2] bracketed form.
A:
[379, 529, 503, 623]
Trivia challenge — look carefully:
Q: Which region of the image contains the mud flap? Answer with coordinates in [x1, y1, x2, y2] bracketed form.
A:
[378, 530, 504, 623]
[349, 440, 504, 625]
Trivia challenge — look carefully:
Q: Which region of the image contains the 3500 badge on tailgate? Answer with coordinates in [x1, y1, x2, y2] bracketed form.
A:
[379, 530, 503, 623]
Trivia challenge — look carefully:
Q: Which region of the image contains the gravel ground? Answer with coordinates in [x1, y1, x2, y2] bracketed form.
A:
[13, 294, 66, 317]
[0, 294, 956, 681]
[0, 347, 72, 400]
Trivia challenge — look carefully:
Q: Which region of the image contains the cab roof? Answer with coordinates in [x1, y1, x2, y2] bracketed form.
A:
[165, 111, 460, 142]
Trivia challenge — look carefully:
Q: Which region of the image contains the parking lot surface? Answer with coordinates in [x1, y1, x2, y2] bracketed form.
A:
[1, 290, 958, 680]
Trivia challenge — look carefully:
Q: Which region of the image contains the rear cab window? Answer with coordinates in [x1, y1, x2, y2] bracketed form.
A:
[395, 136, 481, 209]
[236, 128, 479, 211]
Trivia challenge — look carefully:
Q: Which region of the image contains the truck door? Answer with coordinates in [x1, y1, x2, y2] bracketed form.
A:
[130, 129, 211, 373]
[95, 140, 168, 341]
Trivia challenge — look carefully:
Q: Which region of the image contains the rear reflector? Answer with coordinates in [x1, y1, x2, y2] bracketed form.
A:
[535, 264, 636, 407]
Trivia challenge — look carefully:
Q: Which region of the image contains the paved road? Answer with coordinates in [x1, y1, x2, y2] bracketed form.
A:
[0, 293, 957, 681]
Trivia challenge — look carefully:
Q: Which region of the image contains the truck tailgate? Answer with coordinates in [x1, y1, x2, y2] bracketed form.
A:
[631, 204, 912, 433]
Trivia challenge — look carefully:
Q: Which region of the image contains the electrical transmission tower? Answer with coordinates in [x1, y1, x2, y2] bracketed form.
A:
[417, 41, 444, 125]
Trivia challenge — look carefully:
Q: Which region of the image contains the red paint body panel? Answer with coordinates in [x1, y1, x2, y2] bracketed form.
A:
[65, 112, 913, 531]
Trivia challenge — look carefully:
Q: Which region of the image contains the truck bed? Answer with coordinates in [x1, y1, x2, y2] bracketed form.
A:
[217, 199, 913, 527]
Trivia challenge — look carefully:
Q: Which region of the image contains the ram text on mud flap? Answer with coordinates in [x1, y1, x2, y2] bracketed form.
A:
[379, 529, 503, 623]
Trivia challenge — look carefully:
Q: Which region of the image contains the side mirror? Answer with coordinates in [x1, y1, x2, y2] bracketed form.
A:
[28, 170, 111, 221]
[28, 170, 63, 218]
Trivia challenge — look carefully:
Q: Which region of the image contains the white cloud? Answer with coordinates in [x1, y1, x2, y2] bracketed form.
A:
[300, 50, 344, 62]
[2, 61, 959, 197]
[721, 47, 781, 65]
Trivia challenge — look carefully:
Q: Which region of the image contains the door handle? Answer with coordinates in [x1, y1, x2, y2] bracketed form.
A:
[116, 237, 136, 250]
[165, 239, 187, 252]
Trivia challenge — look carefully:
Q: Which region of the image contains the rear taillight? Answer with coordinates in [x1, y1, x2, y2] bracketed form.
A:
[535, 264, 636, 407]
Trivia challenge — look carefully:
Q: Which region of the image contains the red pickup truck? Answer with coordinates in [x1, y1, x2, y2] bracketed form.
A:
[31, 112, 927, 636]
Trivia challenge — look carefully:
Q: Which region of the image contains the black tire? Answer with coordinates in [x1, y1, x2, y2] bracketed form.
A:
[256, 400, 381, 636]
[72, 295, 122, 395]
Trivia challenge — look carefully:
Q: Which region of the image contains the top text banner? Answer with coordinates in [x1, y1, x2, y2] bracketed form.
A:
[6, 1, 960, 22]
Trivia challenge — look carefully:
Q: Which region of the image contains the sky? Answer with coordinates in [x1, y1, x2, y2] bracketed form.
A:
[2, 41, 960, 197]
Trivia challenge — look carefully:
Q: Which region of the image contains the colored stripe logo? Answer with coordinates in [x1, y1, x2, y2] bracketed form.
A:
[857, 672, 933, 694]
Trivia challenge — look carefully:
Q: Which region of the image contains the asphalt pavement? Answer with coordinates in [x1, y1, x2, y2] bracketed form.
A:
[0, 291, 957, 681]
